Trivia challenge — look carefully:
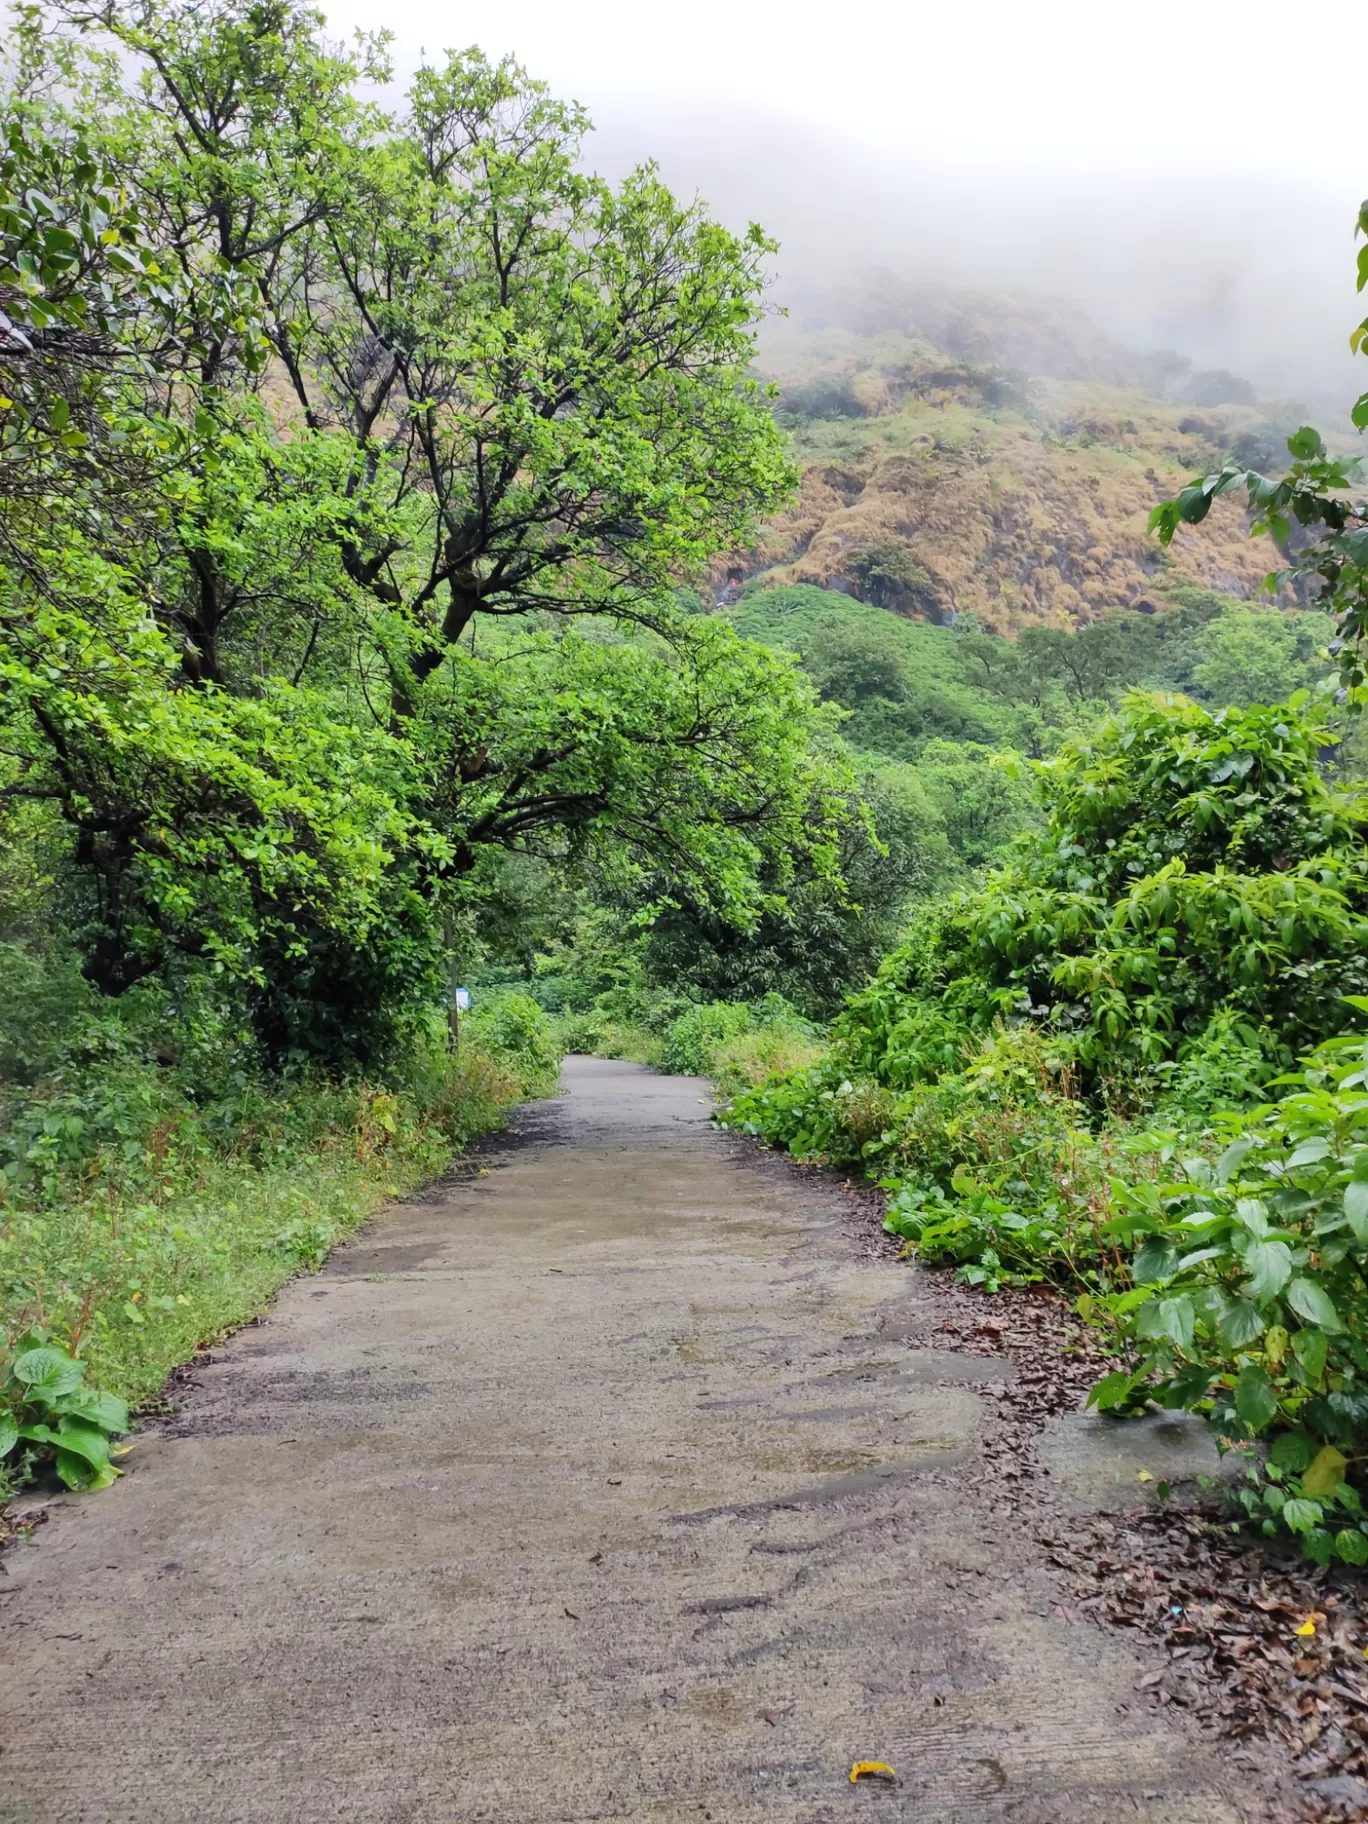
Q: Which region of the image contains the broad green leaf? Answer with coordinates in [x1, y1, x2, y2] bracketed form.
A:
[0, 1413, 17, 1458]
[1286, 1277, 1342, 1331]
[1132, 1235, 1178, 1284]
[62, 1388, 130, 1435]
[1088, 1371, 1136, 1411]
[11, 1347, 82, 1396]
[1234, 1198, 1270, 1236]
[1286, 426, 1327, 461]
[1242, 1237, 1292, 1300]
[1293, 1327, 1329, 1382]
[1344, 1179, 1368, 1244]
[1280, 1496, 1323, 1534]
[1285, 1137, 1331, 1169]
[1217, 1298, 1264, 1349]
[1305, 1527, 1334, 1565]
[1270, 1430, 1315, 1472]
[1215, 1138, 1254, 1185]
[1234, 1364, 1278, 1433]
[17, 1423, 60, 1446]
[1335, 1529, 1368, 1566]
[1156, 1294, 1196, 1351]
[52, 1448, 117, 1492]
[1302, 1445, 1348, 1497]
[50, 1418, 112, 1469]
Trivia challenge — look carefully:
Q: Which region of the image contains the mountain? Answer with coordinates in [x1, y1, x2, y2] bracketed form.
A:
[730, 279, 1305, 633]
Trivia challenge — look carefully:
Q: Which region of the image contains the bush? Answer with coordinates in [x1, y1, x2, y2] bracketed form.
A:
[554, 991, 823, 1091]
[658, 1001, 756, 1074]
[727, 1024, 1118, 1291]
[839, 693, 1368, 1097]
[462, 992, 562, 1097]
[707, 1024, 825, 1097]
[1088, 1008, 1368, 1566]
[778, 374, 865, 421]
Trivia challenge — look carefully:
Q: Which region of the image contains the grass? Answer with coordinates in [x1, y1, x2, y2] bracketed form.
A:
[0, 1048, 530, 1419]
[553, 998, 825, 1099]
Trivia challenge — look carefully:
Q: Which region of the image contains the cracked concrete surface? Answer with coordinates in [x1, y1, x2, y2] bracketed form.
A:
[0, 1058, 1243, 1822]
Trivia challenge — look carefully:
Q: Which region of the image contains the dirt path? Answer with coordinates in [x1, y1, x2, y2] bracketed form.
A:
[0, 1059, 1243, 1822]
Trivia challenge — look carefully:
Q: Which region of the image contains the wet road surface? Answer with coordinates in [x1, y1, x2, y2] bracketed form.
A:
[0, 1058, 1240, 1822]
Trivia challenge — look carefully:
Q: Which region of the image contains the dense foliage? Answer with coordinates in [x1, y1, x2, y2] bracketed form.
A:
[725, 683, 1368, 1561]
[842, 692, 1368, 1092]
[1090, 1018, 1368, 1565]
[1, 0, 847, 1072]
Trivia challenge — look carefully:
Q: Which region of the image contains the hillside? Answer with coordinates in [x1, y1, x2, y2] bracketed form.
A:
[732, 281, 1303, 631]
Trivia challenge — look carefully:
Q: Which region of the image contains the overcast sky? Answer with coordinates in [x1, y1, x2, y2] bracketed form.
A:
[324, 0, 1365, 408]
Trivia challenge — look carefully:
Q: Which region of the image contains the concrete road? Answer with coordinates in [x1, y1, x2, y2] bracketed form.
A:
[0, 1059, 1240, 1822]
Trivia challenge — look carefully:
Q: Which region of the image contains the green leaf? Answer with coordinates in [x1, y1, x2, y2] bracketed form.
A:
[1335, 1529, 1368, 1566]
[1133, 1235, 1178, 1284]
[0, 1413, 17, 1457]
[1286, 1137, 1331, 1168]
[1234, 1198, 1269, 1236]
[1242, 1238, 1292, 1300]
[1088, 1370, 1137, 1411]
[1215, 1138, 1254, 1185]
[1302, 1445, 1348, 1497]
[52, 1447, 117, 1492]
[1305, 1527, 1334, 1566]
[1234, 1364, 1279, 1433]
[1286, 1277, 1342, 1332]
[16, 1422, 60, 1446]
[50, 1418, 112, 1469]
[11, 1346, 82, 1396]
[1176, 484, 1214, 525]
[1162, 1362, 1213, 1407]
[1157, 1294, 1196, 1351]
[1270, 1430, 1315, 1472]
[1217, 1298, 1265, 1349]
[1345, 1180, 1368, 1244]
[1286, 426, 1327, 461]
[62, 1388, 129, 1435]
[1293, 1326, 1329, 1383]
[1280, 1496, 1323, 1535]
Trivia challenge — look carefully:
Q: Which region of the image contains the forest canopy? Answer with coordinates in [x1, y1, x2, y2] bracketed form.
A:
[0, 0, 858, 1068]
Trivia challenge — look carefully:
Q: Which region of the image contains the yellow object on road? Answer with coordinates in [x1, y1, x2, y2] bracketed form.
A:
[849, 1761, 898, 1784]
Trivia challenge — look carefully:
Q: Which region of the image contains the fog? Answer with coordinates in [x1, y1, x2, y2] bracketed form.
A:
[327, 0, 1365, 413]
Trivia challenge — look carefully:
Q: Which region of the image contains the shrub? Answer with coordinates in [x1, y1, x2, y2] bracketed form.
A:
[658, 1001, 756, 1074]
[707, 1025, 825, 1097]
[555, 992, 823, 1090]
[462, 992, 563, 1097]
[1089, 1007, 1368, 1566]
[838, 693, 1368, 1098]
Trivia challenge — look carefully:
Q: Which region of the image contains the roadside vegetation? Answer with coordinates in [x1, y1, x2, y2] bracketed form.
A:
[724, 208, 1368, 1571]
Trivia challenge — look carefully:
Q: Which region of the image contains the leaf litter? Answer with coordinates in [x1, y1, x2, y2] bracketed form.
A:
[926, 1273, 1368, 1824]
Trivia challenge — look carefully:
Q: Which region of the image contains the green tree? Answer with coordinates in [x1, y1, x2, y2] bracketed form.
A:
[0, 0, 851, 1067]
[638, 762, 928, 1017]
[1190, 608, 1325, 709]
